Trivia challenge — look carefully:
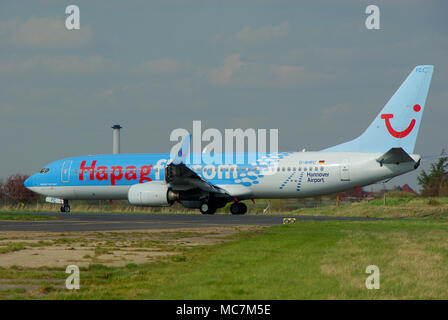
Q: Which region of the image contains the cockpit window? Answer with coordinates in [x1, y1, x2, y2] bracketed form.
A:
[40, 168, 50, 174]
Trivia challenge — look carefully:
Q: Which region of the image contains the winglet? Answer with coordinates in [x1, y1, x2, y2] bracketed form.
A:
[171, 134, 192, 165]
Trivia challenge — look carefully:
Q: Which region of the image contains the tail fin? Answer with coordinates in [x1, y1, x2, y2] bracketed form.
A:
[323, 65, 434, 154]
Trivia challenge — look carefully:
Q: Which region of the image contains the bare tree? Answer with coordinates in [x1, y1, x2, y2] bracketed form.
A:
[3, 174, 38, 203]
[0, 178, 6, 203]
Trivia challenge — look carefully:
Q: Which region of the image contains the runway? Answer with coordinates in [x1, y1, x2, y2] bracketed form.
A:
[0, 212, 371, 232]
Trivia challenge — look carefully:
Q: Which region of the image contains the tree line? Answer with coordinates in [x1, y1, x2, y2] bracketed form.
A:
[0, 174, 38, 204]
[417, 150, 448, 197]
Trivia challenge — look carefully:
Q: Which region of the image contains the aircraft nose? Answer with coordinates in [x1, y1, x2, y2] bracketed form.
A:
[24, 174, 36, 189]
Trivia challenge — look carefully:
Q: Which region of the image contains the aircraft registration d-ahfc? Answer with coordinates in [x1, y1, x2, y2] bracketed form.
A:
[25, 65, 434, 215]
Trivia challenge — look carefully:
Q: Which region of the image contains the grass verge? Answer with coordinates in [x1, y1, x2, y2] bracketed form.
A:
[0, 213, 57, 221]
[2, 218, 442, 300]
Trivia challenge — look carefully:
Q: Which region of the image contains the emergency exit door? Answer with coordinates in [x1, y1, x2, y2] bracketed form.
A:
[340, 159, 350, 181]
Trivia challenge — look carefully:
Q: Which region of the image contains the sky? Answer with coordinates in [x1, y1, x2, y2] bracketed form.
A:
[1, 0, 447, 191]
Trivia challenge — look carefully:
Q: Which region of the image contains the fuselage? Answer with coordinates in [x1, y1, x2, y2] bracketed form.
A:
[24, 151, 420, 200]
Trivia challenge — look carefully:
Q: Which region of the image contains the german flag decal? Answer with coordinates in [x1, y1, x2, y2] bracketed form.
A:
[318, 160, 325, 164]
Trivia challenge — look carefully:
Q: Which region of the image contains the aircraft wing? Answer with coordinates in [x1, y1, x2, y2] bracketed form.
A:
[165, 163, 226, 194]
[165, 134, 252, 198]
[376, 147, 415, 164]
[165, 163, 253, 199]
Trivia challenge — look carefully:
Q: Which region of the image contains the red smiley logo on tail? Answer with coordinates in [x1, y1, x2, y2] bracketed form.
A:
[381, 104, 421, 138]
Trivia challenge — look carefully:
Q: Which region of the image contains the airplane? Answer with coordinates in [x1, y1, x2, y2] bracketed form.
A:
[24, 65, 434, 215]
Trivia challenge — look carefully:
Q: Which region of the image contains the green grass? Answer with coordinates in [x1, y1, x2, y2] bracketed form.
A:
[0, 240, 55, 255]
[21, 218, 445, 300]
[4, 196, 448, 217]
[0, 243, 26, 254]
[0, 213, 57, 221]
[2, 200, 448, 299]
[291, 197, 448, 218]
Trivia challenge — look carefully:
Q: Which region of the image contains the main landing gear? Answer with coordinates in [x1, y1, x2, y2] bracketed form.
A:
[199, 201, 247, 215]
[230, 202, 247, 215]
[199, 202, 216, 215]
[60, 200, 70, 213]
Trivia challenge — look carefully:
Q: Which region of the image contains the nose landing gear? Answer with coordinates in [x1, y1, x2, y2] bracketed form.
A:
[60, 200, 70, 213]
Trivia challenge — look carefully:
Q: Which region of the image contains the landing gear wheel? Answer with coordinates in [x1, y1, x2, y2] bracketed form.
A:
[238, 202, 247, 215]
[200, 203, 216, 215]
[60, 205, 70, 213]
[230, 202, 247, 215]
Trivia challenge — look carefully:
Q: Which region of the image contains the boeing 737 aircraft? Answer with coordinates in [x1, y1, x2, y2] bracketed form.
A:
[25, 65, 434, 215]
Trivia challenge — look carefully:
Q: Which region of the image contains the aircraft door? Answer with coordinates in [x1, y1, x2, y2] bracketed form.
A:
[61, 160, 73, 183]
[340, 159, 350, 181]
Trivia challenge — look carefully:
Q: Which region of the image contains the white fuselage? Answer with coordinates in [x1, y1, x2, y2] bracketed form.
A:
[26, 151, 420, 200]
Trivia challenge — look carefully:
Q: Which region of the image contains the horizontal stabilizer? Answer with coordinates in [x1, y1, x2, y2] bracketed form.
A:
[377, 147, 415, 164]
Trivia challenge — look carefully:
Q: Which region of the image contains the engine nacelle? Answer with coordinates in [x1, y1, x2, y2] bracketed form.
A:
[128, 181, 177, 206]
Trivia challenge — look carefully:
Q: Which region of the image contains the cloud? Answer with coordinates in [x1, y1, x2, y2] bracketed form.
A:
[0, 16, 90, 49]
[234, 22, 289, 42]
[215, 22, 289, 45]
[0, 55, 105, 75]
[270, 65, 308, 83]
[96, 89, 114, 98]
[209, 54, 247, 86]
[137, 58, 181, 75]
[207, 56, 331, 88]
[0, 103, 15, 114]
[320, 103, 353, 121]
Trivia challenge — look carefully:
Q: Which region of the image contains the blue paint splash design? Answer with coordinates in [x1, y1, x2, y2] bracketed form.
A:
[232, 152, 293, 187]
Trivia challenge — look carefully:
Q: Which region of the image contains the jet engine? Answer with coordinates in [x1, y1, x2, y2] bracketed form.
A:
[127, 181, 178, 206]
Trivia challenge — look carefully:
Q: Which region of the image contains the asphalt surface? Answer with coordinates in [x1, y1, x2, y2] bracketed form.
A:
[0, 212, 372, 232]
